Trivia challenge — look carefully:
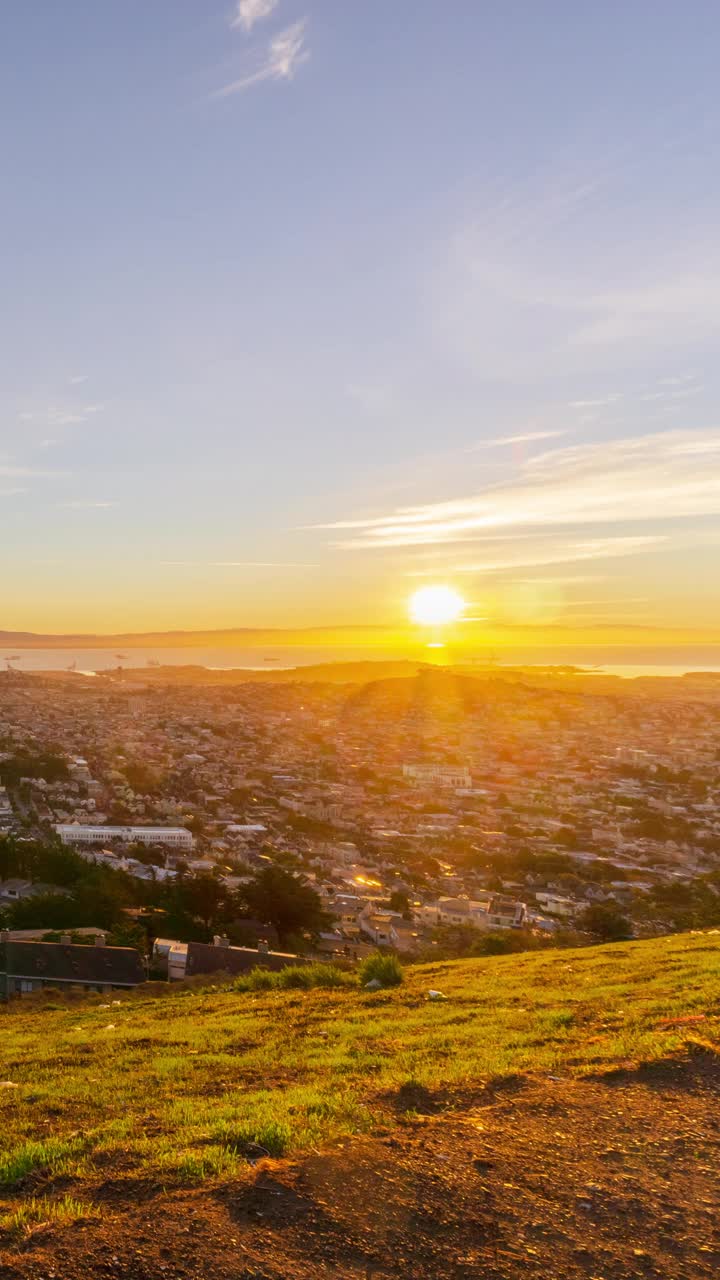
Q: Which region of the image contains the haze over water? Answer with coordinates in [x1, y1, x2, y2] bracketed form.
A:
[3, 647, 720, 679]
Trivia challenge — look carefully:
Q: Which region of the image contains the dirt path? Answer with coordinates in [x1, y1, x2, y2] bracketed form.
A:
[2, 1055, 720, 1279]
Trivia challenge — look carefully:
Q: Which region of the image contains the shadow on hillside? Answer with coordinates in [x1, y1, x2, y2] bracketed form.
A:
[592, 1043, 720, 1091]
[385, 1071, 530, 1116]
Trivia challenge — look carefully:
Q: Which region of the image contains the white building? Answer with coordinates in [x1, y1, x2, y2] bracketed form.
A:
[403, 763, 472, 789]
[424, 895, 527, 930]
[55, 824, 194, 851]
[535, 892, 576, 919]
[0, 787, 13, 825]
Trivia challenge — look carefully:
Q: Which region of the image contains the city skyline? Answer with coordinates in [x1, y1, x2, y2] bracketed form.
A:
[3, 1, 720, 647]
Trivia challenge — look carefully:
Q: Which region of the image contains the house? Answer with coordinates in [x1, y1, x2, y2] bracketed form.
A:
[0, 933, 146, 1000]
[429, 895, 527, 930]
[152, 938, 190, 980]
[183, 936, 307, 980]
[314, 932, 375, 962]
[0, 880, 68, 905]
[389, 922, 422, 954]
[361, 911, 395, 946]
[535, 892, 577, 919]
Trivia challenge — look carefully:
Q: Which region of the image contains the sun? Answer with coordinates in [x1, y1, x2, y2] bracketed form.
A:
[409, 585, 466, 626]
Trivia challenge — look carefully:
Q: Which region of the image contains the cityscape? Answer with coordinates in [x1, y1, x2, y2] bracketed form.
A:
[2, 661, 719, 1001]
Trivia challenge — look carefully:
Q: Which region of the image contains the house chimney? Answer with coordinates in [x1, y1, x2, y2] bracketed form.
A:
[95, 933, 106, 947]
[213, 935, 230, 948]
[257, 939, 269, 954]
[60, 934, 72, 945]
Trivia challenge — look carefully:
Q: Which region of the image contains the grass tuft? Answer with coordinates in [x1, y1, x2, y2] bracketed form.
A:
[0, 1195, 100, 1237]
[360, 952, 404, 987]
[232, 962, 352, 993]
[215, 1118, 291, 1158]
[0, 1136, 89, 1188]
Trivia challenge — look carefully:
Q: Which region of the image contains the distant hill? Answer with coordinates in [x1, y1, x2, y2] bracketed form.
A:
[0, 932, 718, 1277]
[0, 626, 370, 648]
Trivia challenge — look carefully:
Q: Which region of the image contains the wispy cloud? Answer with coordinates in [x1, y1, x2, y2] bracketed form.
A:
[60, 501, 118, 510]
[431, 162, 720, 378]
[160, 559, 319, 568]
[230, 0, 279, 32]
[20, 404, 105, 428]
[316, 429, 720, 562]
[68, 374, 89, 385]
[407, 535, 666, 576]
[638, 385, 702, 403]
[0, 465, 57, 478]
[215, 19, 309, 95]
[474, 430, 567, 448]
[568, 395, 622, 409]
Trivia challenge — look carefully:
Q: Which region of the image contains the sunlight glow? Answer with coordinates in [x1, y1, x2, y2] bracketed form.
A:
[409, 585, 466, 626]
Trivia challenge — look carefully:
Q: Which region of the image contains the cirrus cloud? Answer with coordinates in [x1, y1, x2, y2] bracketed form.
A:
[314, 430, 720, 567]
[215, 19, 309, 95]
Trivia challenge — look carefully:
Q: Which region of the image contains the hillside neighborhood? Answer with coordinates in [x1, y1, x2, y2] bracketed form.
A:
[1, 664, 719, 997]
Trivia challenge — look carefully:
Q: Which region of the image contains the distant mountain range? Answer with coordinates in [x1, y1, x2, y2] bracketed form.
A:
[0, 626, 384, 649]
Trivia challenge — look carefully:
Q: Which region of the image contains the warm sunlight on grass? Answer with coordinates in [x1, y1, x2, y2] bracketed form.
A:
[409, 586, 466, 626]
[0, 933, 717, 1199]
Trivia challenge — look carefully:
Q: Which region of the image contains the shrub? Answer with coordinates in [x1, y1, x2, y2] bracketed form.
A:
[359, 952, 403, 988]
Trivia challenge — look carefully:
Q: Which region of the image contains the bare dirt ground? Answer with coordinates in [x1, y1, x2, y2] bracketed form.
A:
[2, 1053, 720, 1280]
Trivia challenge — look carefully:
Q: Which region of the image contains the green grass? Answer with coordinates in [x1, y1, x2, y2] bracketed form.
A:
[0, 1135, 89, 1187]
[0, 931, 717, 1206]
[359, 952, 404, 987]
[0, 1194, 100, 1238]
[232, 961, 354, 992]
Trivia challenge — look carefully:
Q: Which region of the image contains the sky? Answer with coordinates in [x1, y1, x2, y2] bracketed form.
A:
[2, 0, 720, 645]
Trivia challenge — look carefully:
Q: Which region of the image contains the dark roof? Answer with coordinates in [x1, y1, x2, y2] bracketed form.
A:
[228, 918, 280, 947]
[1, 940, 145, 987]
[185, 941, 305, 978]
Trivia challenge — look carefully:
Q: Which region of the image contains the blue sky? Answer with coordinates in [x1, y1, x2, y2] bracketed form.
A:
[2, 1, 720, 636]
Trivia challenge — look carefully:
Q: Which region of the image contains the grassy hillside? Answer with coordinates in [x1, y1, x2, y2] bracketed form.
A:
[1, 933, 717, 1192]
[1, 932, 719, 1276]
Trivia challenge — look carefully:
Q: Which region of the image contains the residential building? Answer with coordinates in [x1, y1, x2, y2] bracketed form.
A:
[0, 933, 145, 999]
[55, 823, 194, 851]
[183, 936, 306, 980]
[403, 763, 472, 788]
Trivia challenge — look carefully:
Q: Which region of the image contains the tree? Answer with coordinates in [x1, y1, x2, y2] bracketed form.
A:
[389, 889, 410, 916]
[0, 753, 69, 786]
[580, 903, 632, 941]
[241, 866, 328, 944]
[123, 762, 162, 795]
[8, 893, 80, 931]
[172, 873, 233, 933]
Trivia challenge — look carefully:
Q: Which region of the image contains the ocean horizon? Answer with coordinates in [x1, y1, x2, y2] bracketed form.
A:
[2, 645, 720, 680]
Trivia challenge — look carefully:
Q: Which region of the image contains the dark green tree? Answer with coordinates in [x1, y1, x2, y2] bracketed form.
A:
[241, 867, 328, 944]
[580, 903, 632, 941]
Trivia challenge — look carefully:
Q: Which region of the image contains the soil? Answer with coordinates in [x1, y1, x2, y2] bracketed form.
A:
[2, 1052, 720, 1279]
